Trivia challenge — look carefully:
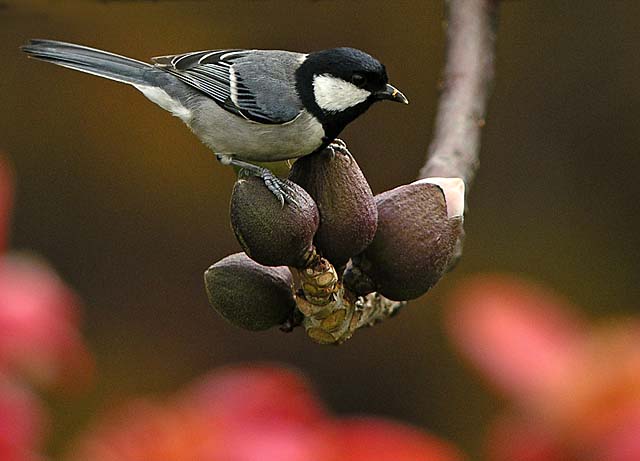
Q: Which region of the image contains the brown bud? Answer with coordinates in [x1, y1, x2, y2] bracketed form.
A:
[288, 147, 377, 267]
[345, 178, 465, 301]
[230, 176, 319, 267]
[204, 252, 296, 331]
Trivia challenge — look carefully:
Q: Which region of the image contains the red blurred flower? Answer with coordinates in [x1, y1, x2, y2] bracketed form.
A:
[0, 254, 93, 390]
[0, 376, 46, 461]
[0, 152, 13, 254]
[67, 365, 463, 461]
[0, 154, 94, 461]
[0, 155, 92, 390]
[446, 275, 640, 461]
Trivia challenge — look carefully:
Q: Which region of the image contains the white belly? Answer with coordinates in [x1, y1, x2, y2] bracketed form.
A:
[136, 82, 326, 162]
[187, 97, 325, 162]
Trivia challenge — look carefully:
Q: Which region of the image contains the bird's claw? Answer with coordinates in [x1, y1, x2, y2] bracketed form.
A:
[228, 156, 302, 208]
[258, 169, 301, 208]
[331, 138, 347, 150]
[327, 139, 352, 162]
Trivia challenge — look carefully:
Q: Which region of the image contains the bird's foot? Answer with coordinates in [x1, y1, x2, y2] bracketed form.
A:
[256, 168, 301, 208]
[330, 138, 347, 150]
[327, 139, 352, 161]
[226, 157, 300, 207]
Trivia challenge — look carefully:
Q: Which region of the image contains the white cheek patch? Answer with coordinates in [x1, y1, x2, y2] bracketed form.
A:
[313, 74, 371, 112]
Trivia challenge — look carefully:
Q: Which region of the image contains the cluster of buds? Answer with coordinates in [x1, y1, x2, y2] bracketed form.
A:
[204, 142, 465, 344]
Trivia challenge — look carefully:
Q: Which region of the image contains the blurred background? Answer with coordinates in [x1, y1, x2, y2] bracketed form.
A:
[1, 0, 640, 458]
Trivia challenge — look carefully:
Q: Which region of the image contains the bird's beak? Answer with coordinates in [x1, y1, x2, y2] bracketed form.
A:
[375, 84, 409, 104]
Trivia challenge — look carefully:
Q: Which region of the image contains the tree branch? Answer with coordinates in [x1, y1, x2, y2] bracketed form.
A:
[291, 0, 502, 344]
[210, 0, 502, 344]
[419, 0, 500, 186]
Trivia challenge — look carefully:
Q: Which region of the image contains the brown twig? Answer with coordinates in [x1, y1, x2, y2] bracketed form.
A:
[291, 248, 406, 344]
[419, 0, 500, 186]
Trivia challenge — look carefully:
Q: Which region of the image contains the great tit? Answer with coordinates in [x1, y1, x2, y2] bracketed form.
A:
[21, 40, 408, 203]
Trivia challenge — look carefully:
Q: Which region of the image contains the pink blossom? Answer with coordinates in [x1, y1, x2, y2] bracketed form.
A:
[0, 255, 93, 390]
[0, 154, 93, 461]
[67, 365, 463, 461]
[446, 275, 640, 461]
[0, 154, 12, 254]
[0, 155, 93, 389]
[0, 376, 46, 461]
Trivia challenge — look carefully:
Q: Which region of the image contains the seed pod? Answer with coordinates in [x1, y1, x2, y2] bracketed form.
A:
[289, 147, 377, 267]
[230, 176, 319, 267]
[345, 178, 465, 301]
[204, 252, 295, 331]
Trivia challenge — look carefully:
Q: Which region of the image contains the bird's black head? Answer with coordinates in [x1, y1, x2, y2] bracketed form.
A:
[295, 47, 408, 143]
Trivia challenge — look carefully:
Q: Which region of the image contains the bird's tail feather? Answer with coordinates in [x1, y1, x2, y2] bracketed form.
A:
[21, 39, 155, 86]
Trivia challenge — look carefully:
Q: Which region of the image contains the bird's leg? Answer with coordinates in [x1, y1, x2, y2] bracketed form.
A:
[218, 155, 299, 207]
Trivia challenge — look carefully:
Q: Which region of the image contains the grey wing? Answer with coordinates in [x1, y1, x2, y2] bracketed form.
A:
[152, 49, 305, 124]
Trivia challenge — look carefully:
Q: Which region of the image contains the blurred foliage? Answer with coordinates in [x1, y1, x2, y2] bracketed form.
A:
[67, 365, 462, 461]
[2, 0, 640, 458]
[446, 275, 640, 461]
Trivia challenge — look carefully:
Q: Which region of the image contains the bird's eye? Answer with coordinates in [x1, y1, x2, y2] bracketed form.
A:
[351, 73, 367, 87]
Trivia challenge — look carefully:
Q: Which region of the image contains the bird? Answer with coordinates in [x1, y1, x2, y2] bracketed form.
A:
[21, 40, 408, 204]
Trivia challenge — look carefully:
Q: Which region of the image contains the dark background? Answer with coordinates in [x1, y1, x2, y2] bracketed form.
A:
[2, 0, 639, 456]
